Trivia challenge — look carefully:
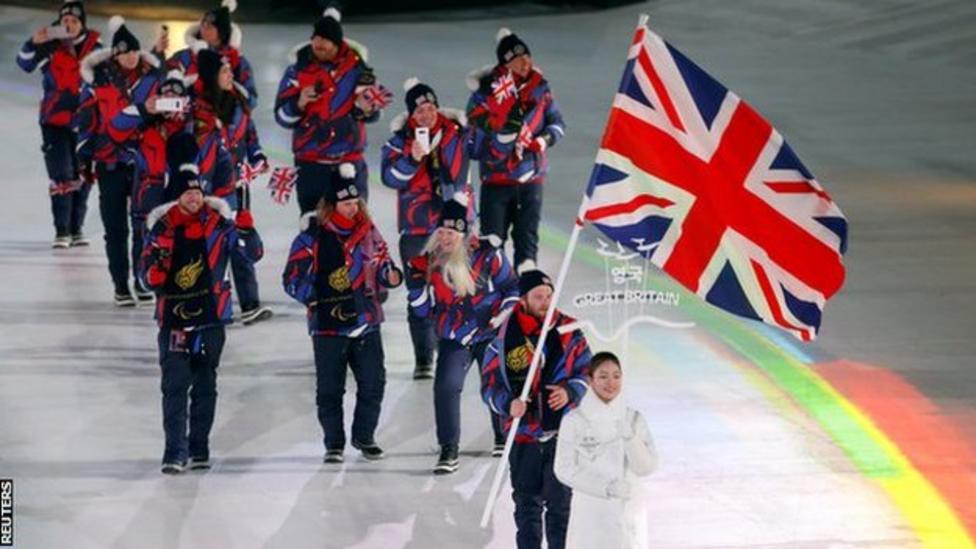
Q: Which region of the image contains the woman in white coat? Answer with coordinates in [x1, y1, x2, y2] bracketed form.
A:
[554, 351, 657, 549]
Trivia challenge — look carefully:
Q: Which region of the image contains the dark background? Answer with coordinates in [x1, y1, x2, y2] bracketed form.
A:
[2, 0, 641, 22]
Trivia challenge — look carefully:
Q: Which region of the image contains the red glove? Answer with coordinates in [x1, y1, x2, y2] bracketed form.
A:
[147, 265, 167, 287]
[408, 254, 430, 280]
[236, 209, 255, 231]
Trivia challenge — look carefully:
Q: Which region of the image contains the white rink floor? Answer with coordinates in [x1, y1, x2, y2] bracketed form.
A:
[2, 1, 975, 547]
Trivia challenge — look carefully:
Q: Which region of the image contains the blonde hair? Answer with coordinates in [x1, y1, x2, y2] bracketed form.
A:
[423, 230, 476, 298]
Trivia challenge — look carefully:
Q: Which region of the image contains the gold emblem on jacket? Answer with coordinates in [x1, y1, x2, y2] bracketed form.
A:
[329, 266, 351, 292]
[175, 256, 205, 290]
[507, 342, 534, 372]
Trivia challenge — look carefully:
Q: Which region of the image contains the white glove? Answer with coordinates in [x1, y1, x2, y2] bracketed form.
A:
[606, 479, 632, 499]
[617, 410, 637, 440]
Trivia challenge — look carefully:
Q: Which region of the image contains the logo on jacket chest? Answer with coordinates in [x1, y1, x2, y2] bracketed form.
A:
[175, 256, 205, 290]
[328, 266, 351, 292]
[579, 435, 601, 451]
[506, 342, 535, 372]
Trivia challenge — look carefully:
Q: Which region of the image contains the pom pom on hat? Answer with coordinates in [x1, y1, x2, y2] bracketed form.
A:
[108, 15, 125, 35]
[313, 5, 343, 44]
[403, 76, 420, 92]
[323, 6, 341, 21]
[108, 16, 141, 55]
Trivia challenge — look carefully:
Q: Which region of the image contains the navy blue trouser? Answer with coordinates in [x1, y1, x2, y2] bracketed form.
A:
[434, 338, 504, 446]
[97, 164, 134, 293]
[157, 327, 225, 464]
[313, 330, 386, 451]
[295, 159, 369, 215]
[229, 186, 260, 310]
[479, 182, 543, 270]
[399, 234, 436, 366]
[41, 124, 89, 236]
[509, 438, 571, 549]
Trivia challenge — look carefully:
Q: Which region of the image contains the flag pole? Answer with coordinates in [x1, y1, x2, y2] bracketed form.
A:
[479, 205, 588, 528]
[479, 14, 650, 528]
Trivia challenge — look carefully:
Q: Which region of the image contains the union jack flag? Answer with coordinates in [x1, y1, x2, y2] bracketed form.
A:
[360, 84, 394, 111]
[267, 166, 298, 205]
[581, 22, 848, 341]
[491, 71, 517, 104]
[238, 159, 269, 186]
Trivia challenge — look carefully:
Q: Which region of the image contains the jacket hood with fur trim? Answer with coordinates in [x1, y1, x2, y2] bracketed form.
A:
[288, 38, 369, 66]
[299, 211, 319, 232]
[146, 196, 233, 230]
[465, 64, 546, 92]
[80, 48, 160, 84]
[466, 64, 495, 92]
[388, 107, 467, 133]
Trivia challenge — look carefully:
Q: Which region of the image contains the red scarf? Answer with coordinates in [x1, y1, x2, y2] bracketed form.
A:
[326, 210, 372, 262]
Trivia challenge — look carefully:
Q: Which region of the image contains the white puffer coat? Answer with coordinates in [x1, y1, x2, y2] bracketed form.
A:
[554, 391, 657, 549]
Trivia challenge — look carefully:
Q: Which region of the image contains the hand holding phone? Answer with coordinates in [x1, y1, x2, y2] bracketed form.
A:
[45, 25, 71, 40]
[415, 126, 430, 155]
[298, 85, 321, 111]
[155, 97, 187, 113]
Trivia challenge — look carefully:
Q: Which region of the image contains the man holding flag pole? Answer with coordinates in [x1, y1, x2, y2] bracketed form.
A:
[480, 9, 848, 536]
[481, 269, 591, 548]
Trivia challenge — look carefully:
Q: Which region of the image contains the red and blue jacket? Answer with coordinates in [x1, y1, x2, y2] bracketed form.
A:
[406, 237, 519, 346]
[75, 49, 161, 166]
[166, 25, 257, 109]
[283, 211, 400, 338]
[466, 64, 565, 185]
[481, 303, 591, 443]
[109, 105, 188, 216]
[380, 109, 471, 236]
[188, 84, 263, 208]
[219, 92, 265, 191]
[17, 30, 102, 127]
[274, 40, 379, 164]
[138, 196, 264, 329]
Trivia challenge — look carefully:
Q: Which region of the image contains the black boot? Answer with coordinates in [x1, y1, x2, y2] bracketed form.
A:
[433, 444, 459, 475]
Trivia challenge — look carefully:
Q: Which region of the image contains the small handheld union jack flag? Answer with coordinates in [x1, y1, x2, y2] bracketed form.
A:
[491, 71, 517, 104]
[360, 84, 394, 111]
[238, 159, 269, 186]
[267, 166, 298, 205]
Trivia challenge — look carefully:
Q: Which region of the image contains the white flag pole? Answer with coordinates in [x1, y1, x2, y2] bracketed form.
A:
[479, 203, 588, 528]
[479, 14, 651, 528]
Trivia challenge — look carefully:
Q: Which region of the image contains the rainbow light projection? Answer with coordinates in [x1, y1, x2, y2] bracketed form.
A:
[541, 223, 975, 547]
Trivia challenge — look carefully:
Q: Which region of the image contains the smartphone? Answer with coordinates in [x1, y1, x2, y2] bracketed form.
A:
[415, 126, 430, 154]
[46, 25, 71, 40]
[156, 97, 187, 113]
